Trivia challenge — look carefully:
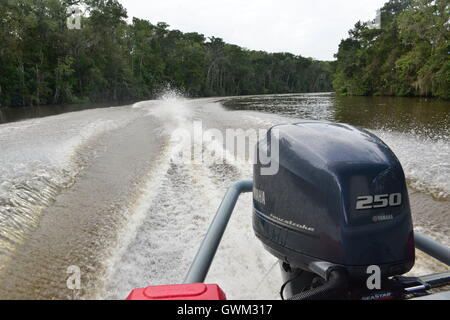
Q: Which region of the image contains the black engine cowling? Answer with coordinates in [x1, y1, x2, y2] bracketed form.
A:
[253, 122, 415, 280]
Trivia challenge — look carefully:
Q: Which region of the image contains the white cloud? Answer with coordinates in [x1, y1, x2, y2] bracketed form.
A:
[119, 0, 387, 61]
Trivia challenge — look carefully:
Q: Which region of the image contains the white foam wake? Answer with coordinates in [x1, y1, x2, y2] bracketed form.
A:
[0, 107, 139, 262]
[372, 129, 450, 200]
[100, 97, 280, 300]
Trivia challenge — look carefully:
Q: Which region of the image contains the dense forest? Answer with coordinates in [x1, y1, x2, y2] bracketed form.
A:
[0, 0, 332, 108]
[333, 0, 449, 99]
[1, 0, 448, 108]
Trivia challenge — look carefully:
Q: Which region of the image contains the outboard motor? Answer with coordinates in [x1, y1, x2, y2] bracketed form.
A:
[253, 122, 415, 300]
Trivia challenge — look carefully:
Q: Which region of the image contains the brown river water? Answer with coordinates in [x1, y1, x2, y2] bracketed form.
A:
[0, 92, 448, 299]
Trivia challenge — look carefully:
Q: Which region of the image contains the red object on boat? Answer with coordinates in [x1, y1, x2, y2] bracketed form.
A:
[126, 283, 227, 300]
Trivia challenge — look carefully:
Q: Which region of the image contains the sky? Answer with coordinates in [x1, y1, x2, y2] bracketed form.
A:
[118, 0, 388, 61]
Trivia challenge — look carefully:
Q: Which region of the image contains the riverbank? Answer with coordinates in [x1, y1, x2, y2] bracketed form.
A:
[0, 100, 141, 125]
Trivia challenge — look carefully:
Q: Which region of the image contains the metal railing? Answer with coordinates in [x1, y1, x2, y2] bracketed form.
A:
[184, 180, 253, 284]
[184, 180, 450, 284]
[414, 233, 450, 266]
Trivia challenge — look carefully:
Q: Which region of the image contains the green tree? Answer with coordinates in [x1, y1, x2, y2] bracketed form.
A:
[0, 0, 333, 108]
[333, 0, 449, 99]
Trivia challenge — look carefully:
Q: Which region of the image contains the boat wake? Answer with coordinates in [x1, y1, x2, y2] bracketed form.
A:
[0, 93, 447, 300]
[99, 95, 281, 300]
[0, 109, 138, 269]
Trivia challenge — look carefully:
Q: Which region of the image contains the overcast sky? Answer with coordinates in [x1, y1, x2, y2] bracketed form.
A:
[119, 0, 387, 61]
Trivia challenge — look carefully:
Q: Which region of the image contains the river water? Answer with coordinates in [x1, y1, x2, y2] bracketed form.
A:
[0, 92, 448, 299]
